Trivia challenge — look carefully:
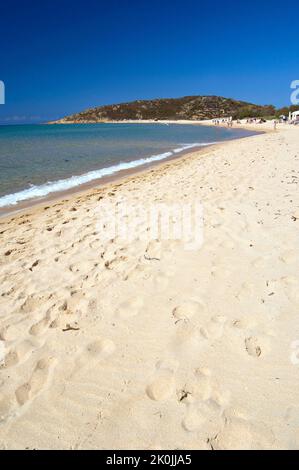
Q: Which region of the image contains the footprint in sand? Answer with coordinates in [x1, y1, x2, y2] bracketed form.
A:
[192, 367, 213, 401]
[244, 336, 271, 358]
[200, 315, 227, 340]
[232, 317, 258, 330]
[172, 300, 205, 322]
[181, 368, 230, 433]
[182, 404, 207, 432]
[20, 295, 45, 314]
[172, 323, 204, 357]
[0, 323, 25, 342]
[178, 367, 213, 405]
[29, 309, 55, 336]
[1, 339, 39, 368]
[146, 375, 175, 401]
[86, 338, 115, 358]
[69, 260, 96, 274]
[182, 399, 226, 434]
[210, 417, 253, 450]
[172, 315, 226, 359]
[116, 297, 143, 319]
[145, 241, 162, 260]
[232, 317, 272, 358]
[146, 359, 177, 402]
[15, 356, 56, 406]
[63, 291, 89, 315]
[209, 411, 275, 450]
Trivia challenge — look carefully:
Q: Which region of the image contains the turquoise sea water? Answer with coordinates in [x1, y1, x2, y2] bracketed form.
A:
[0, 123, 257, 208]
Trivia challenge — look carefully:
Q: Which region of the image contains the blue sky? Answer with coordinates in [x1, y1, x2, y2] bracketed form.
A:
[0, 0, 298, 124]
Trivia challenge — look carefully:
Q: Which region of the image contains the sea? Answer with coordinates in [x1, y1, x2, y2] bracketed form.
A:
[0, 123, 258, 210]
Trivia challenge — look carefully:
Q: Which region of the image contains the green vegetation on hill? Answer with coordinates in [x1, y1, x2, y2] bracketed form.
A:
[275, 105, 299, 118]
[51, 96, 276, 123]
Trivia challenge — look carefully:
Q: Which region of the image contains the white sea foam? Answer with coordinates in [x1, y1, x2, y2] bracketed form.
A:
[0, 142, 216, 208]
[172, 142, 214, 153]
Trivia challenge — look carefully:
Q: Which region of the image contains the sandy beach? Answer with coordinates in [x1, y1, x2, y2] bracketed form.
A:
[1, 122, 299, 449]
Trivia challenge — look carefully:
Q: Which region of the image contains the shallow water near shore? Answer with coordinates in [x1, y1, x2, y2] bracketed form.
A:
[0, 123, 258, 209]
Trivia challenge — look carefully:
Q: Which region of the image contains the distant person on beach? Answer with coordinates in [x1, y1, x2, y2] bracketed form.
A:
[274, 120, 277, 130]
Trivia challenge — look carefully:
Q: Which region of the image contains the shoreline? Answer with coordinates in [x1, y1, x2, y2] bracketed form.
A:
[0, 124, 262, 220]
[48, 117, 276, 130]
[0, 144, 211, 220]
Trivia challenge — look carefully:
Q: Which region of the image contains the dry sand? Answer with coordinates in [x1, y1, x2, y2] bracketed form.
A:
[0, 123, 299, 449]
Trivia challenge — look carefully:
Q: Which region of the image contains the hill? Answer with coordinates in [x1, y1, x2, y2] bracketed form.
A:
[50, 96, 276, 123]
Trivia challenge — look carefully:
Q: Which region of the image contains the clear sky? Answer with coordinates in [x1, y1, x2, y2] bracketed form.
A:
[0, 0, 298, 124]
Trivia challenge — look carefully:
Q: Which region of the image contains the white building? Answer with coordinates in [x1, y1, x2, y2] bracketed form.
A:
[289, 110, 299, 121]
